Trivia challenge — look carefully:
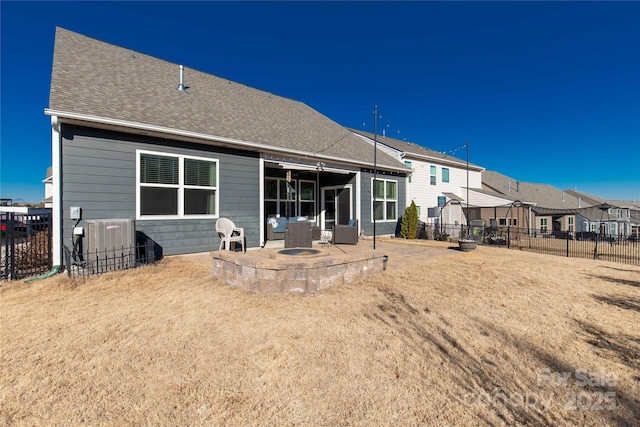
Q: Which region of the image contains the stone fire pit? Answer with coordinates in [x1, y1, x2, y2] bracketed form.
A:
[212, 248, 386, 293]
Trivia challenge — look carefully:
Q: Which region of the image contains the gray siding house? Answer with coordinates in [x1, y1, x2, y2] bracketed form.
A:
[45, 28, 408, 265]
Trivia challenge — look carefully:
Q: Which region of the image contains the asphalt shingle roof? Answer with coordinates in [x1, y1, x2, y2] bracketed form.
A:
[482, 170, 590, 209]
[564, 190, 640, 209]
[48, 28, 405, 171]
[347, 128, 482, 170]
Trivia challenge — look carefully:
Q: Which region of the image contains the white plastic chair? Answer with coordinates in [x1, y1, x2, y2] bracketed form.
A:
[216, 218, 245, 253]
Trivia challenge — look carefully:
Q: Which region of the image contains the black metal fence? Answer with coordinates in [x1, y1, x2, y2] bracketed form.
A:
[448, 225, 639, 266]
[1, 212, 53, 280]
[63, 239, 157, 279]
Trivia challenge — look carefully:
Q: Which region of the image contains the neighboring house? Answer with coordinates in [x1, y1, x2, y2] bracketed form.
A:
[349, 130, 526, 234]
[483, 170, 592, 235]
[45, 28, 409, 265]
[482, 171, 638, 237]
[349, 129, 482, 223]
[42, 167, 53, 208]
[564, 189, 639, 237]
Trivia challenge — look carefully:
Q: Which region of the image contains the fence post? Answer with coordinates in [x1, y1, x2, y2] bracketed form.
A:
[2, 214, 7, 279]
[47, 213, 53, 270]
[8, 212, 15, 279]
[566, 232, 570, 258]
[507, 226, 510, 249]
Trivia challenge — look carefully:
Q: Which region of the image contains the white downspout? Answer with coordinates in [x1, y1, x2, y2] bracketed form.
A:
[51, 116, 62, 266]
[355, 171, 361, 235]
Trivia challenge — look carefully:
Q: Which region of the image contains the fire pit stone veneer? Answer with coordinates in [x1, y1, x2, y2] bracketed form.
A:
[211, 249, 386, 293]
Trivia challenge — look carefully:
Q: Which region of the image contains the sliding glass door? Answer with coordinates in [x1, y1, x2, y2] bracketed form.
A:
[321, 185, 352, 230]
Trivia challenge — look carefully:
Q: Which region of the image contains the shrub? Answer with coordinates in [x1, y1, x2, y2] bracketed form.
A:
[400, 201, 419, 239]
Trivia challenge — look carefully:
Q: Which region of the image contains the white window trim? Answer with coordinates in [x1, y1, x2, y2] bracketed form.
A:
[371, 177, 398, 223]
[136, 149, 219, 220]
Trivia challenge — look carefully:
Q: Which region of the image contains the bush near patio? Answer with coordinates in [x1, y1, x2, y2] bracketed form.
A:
[400, 200, 419, 239]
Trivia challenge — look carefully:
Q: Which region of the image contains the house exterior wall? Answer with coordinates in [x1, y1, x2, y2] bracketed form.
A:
[536, 215, 553, 233]
[576, 214, 589, 233]
[405, 156, 481, 223]
[61, 125, 260, 256]
[360, 170, 407, 237]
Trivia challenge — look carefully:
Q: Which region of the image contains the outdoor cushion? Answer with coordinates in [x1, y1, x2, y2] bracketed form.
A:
[267, 217, 288, 233]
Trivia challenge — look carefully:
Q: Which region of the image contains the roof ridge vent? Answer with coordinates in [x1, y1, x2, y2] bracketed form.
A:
[177, 65, 188, 92]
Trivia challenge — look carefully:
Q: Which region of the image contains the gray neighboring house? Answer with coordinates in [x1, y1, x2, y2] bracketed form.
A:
[564, 189, 639, 237]
[45, 28, 409, 265]
[483, 171, 638, 237]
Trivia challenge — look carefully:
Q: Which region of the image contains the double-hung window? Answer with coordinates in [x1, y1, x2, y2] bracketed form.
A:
[404, 161, 413, 183]
[540, 218, 548, 233]
[373, 178, 397, 222]
[442, 168, 450, 183]
[430, 165, 436, 185]
[138, 150, 218, 218]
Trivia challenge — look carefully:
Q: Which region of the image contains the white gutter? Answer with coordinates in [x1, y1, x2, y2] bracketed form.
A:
[44, 109, 410, 173]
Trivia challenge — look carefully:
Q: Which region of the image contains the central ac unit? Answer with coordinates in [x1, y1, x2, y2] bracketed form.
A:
[85, 219, 136, 271]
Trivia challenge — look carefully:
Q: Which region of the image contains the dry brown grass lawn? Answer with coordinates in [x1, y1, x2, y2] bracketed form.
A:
[1, 240, 639, 426]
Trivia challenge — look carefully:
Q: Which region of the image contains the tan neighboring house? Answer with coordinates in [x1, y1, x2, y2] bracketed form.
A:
[482, 170, 585, 235]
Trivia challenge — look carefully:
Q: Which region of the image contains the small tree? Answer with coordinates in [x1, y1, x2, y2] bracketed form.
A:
[400, 200, 419, 239]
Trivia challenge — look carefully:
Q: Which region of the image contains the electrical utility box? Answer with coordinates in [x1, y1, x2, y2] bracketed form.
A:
[85, 219, 136, 272]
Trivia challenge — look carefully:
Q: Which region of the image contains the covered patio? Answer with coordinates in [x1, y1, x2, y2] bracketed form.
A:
[262, 159, 361, 247]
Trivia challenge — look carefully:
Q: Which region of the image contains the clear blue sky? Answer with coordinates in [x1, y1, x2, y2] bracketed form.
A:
[2, 1, 639, 203]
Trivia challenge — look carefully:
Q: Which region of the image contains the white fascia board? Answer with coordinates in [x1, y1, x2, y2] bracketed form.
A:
[403, 151, 484, 172]
[44, 109, 409, 173]
[264, 158, 355, 174]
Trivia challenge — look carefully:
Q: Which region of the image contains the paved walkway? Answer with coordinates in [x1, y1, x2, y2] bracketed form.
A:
[181, 238, 458, 273]
[252, 237, 456, 272]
